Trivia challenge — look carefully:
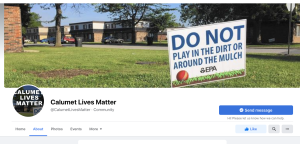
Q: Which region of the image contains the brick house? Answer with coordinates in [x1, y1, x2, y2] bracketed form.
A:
[4, 5, 23, 52]
[69, 20, 158, 42]
[293, 23, 300, 43]
[26, 27, 48, 41]
[293, 4, 300, 43]
[157, 31, 167, 41]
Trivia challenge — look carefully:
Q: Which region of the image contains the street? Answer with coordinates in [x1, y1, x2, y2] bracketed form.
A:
[24, 43, 300, 54]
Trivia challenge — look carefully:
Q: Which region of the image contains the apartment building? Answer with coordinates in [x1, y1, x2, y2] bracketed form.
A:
[69, 21, 105, 42]
[48, 26, 71, 38]
[69, 20, 157, 42]
[104, 20, 156, 42]
[26, 27, 48, 41]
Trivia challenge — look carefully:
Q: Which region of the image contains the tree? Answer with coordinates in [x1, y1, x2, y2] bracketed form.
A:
[232, 4, 289, 44]
[40, 3, 86, 47]
[19, 4, 32, 28]
[93, 4, 174, 44]
[146, 12, 180, 42]
[22, 12, 43, 34]
[180, 4, 234, 26]
[180, 4, 291, 44]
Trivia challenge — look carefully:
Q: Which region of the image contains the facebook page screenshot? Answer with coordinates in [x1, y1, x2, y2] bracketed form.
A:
[1, 1, 300, 144]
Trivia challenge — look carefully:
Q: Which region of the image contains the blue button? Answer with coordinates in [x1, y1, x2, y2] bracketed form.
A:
[219, 105, 293, 115]
[236, 125, 266, 133]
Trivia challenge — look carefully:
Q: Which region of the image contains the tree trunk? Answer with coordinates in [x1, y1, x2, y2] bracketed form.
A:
[55, 4, 62, 47]
[251, 19, 261, 44]
[131, 19, 136, 44]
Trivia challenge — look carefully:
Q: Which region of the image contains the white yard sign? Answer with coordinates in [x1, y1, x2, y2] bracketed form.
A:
[167, 19, 247, 87]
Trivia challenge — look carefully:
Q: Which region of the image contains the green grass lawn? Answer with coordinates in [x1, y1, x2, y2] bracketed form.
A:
[18, 112, 33, 117]
[4, 47, 300, 88]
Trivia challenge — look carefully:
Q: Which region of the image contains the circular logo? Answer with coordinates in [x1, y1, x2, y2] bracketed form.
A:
[13, 85, 44, 117]
[176, 70, 189, 81]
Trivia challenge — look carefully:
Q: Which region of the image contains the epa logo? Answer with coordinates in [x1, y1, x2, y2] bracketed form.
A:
[239, 108, 244, 112]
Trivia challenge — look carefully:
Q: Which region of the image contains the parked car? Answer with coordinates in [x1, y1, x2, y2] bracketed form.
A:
[24, 39, 31, 43]
[102, 36, 124, 44]
[48, 37, 56, 44]
[40, 39, 48, 43]
[62, 36, 75, 44]
[48, 37, 75, 44]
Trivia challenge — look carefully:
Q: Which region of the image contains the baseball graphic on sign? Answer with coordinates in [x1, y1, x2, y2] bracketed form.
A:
[176, 70, 189, 81]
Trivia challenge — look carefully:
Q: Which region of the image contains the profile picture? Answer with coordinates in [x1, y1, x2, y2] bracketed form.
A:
[13, 85, 44, 117]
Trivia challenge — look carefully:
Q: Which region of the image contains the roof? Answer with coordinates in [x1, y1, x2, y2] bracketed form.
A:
[105, 20, 150, 23]
[48, 25, 70, 28]
[27, 26, 48, 29]
[69, 21, 107, 25]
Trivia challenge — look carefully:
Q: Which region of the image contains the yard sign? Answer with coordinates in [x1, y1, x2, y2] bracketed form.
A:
[167, 19, 247, 87]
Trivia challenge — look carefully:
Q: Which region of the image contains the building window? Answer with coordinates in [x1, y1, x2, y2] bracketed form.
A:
[83, 25, 86, 30]
[89, 34, 92, 40]
[296, 25, 300, 36]
[88, 24, 92, 29]
[75, 25, 79, 30]
[105, 24, 110, 29]
[71, 26, 74, 30]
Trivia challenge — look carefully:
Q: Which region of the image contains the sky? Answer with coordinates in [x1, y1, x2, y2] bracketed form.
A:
[30, 4, 184, 27]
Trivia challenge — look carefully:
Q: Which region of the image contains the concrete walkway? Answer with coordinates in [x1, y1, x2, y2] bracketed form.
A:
[24, 44, 300, 54]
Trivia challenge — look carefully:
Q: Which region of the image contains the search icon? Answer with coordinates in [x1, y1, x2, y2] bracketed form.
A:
[272, 127, 276, 131]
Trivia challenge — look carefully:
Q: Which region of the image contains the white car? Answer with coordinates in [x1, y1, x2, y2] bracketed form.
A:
[24, 39, 31, 43]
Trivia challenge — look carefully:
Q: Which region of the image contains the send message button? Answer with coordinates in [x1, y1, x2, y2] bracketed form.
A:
[219, 105, 293, 115]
